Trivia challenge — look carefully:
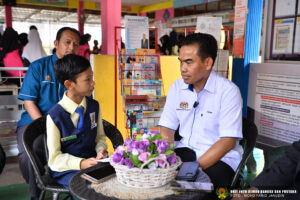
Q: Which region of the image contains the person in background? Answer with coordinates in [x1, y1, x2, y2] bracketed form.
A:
[167, 30, 179, 56]
[159, 34, 169, 55]
[17, 27, 80, 200]
[158, 33, 243, 187]
[29, 25, 38, 31]
[47, 54, 108, 189]
[0, 27, 26, 83]
[22, 28, 47, 67]
[18, 33, 28, 51]
[92, 40, 99, 54]
[78, 34, 91, 61]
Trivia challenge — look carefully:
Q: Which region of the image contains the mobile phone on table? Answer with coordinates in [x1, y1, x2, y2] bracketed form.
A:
[81, 163, 116, 184]
[175, 161, 200, 182]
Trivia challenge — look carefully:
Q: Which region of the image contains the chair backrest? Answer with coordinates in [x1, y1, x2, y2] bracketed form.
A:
[231, 117, 258, 188]
[102, 119, 124, 150]
[23, 116, 47, 187]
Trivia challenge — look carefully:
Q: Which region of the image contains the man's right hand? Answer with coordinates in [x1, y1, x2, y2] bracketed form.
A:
[80, 158, 98, 170]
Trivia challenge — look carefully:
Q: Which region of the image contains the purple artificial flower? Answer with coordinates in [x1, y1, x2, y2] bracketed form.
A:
[149, 130, 159, 137]
[136, 140, 150, 153]
[138, 152, 151, 162]
[167, 153, 177, 165]
[124, 158, 134, 168]
[155, 154, 167, 168]
[154, 140, 170, 153]
[127, 140, 138, 152]
[124, 137, 132, 147]
[112, 152, 124, 165]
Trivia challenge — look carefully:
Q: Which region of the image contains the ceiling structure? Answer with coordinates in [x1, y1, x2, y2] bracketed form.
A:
[0, 0, 234, 25]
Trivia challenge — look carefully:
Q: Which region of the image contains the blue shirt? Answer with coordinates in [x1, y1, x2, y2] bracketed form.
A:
[159, 70, 243, 171]
[18, 54, 66, 127]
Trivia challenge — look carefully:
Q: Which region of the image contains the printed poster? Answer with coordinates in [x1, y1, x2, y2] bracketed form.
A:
[247, 63, 300, 146]
[232, 0, 248, 56]
[272, 18, 294, 54]
[125, 15, 149, 49]
[196, 17, 222, 45]
[294, 17, 300, 54]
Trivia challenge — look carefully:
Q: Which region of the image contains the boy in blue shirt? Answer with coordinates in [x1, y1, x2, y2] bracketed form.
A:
[46, 54, 108, 188]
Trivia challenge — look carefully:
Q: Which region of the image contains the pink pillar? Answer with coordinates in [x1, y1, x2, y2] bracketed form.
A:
[101, 0, 121, 55]
[5, 6, 12, 28]
[77, 0, 84, 35]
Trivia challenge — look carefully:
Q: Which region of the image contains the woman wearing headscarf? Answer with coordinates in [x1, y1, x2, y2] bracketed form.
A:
[22, 28, 47, 66]
[0, 27, 26, 78]
[77, 34, 91, 61]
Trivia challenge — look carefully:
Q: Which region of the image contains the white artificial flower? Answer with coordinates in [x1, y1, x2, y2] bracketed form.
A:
[142, 134, 149, 140]
[148, 162, 158, 170]
[132, 149, 139, 156]
[117, 145, 125, 151]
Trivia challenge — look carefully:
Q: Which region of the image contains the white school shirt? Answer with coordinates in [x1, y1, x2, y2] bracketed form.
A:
[159, 70, 243, 171]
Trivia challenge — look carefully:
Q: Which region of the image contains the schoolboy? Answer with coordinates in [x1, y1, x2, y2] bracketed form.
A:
[46, 54, 108, 188]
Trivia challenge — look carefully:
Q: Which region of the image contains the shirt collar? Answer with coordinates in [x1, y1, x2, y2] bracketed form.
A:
[61, 92, 87, 114]
[181, 70, 216, 94]
[52, 53, 58, 64]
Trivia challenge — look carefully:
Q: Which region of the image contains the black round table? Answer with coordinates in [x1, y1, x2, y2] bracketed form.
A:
[69, 163, 215, 200]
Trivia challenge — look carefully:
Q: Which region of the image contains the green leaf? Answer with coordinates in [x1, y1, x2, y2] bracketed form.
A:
[148, 153, 159, 160]
[136, 134, 142, 141]
[169, 143, 174, 150]
[152, 134, 162, 141]
[130, 155, 142, 167]
[164, 150, 174, 156]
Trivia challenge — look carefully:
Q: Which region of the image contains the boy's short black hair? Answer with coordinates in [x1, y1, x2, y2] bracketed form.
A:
[181, 33, 218, 66]
[56, 27, 80, 41]
[54, 54, 91, 85]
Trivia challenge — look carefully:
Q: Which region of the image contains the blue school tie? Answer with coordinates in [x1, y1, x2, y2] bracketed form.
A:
[75, 107, 84, 131]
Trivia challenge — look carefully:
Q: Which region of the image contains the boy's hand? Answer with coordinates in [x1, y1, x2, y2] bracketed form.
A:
[80, 158, 98, 170]
[96, 149, 108, 159]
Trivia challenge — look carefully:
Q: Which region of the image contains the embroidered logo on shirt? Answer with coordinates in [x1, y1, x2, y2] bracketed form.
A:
[176, 101, 191, 110]
[90, 112, 97, 129]
[45, 75, 52, 81]
[180, 102, 189, 109]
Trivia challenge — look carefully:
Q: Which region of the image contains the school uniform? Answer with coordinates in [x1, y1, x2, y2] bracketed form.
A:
[159, 70, 243, 186]
[47, 93, 107, 188]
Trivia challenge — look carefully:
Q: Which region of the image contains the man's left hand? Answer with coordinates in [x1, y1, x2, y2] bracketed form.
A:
[96, 149, 108, 159]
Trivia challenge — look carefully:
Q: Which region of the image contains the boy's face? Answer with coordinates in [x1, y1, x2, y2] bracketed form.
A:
[70, 67, 95, 97]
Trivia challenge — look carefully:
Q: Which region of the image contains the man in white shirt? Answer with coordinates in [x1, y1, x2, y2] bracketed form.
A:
[159, 33, 243, 187]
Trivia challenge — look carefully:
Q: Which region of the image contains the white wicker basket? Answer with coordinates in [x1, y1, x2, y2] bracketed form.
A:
[110, 156, 182, 188]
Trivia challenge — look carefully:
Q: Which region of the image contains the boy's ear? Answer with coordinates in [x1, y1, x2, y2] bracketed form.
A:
[64, 80, 72, 89]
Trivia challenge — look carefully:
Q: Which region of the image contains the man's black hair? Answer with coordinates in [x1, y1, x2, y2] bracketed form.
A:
[55, 27, 80, 41]
[181, 33, 218, 66]
[54, 54, 91, 85]
[29, 25, 37, 30]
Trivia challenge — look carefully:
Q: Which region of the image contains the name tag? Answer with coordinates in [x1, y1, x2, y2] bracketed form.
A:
[61, 135, 77, 142]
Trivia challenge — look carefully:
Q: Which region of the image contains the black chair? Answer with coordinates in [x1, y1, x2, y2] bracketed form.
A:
[230, 117, 258, 188]
[102, 119, 124, 150]
[23, 116, 70, 200]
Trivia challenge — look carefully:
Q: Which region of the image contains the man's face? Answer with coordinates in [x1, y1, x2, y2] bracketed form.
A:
[54, 30, 80, 59]
[178, 44, 212, 91]
[70, 67, 95, 97]
[143, 34, 146, 39]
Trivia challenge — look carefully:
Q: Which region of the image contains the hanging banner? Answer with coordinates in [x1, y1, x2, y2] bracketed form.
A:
[25, 0, 66, 6]
[196, 16, 222, 45]
[232, 0, 248, 57]
[125, 15, 149, 49]
[173, 0, 205, 8]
